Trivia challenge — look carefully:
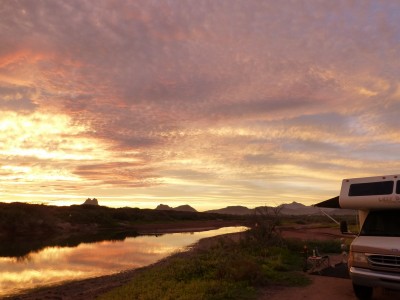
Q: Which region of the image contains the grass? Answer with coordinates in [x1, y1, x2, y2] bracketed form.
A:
[99, 228, 318, 300]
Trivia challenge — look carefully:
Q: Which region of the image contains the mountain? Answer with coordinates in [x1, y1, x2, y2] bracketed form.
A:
[155, 204, 197, 212]
[155, 202, 355, 216]
[205, 206, 254, 215]
[263, 202, 355, 216]
[155, 204, 173, 211]
[205, 201, 355, 216]
[278, 201, 318, 215]
[174, 205, 197, 212]
[82, 198, 99, 206]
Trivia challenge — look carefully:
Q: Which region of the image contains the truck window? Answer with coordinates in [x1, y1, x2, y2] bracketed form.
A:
[349, 181, 394, 196]
[360, 210, 400, 237]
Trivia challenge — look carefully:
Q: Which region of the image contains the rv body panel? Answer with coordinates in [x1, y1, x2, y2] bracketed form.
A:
[351, 236, 400, 257]
[350, 236, 400, 290]
[339, 174, 400, 210]
[350, 267, 400, 290]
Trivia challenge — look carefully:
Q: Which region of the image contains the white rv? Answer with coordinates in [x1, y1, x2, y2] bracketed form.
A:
[339, 174, 400, 299]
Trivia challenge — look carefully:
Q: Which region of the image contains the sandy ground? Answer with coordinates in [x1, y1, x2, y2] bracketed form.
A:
[5, 225, 400, 300]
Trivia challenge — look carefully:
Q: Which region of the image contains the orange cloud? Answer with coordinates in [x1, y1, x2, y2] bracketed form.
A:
[1, 1, 400, 209]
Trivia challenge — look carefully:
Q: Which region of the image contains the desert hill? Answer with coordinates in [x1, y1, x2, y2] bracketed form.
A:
[156, 201, 355, 216]
[82, 198, 99, 206]
[155, 204, 197, 213]
[205, 206, 253, 215]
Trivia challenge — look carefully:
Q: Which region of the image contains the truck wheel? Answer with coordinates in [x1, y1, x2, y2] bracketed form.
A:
[353, 283, 373, 300]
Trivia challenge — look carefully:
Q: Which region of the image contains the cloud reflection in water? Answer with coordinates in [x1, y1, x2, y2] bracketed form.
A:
[0, 226, 246, 296]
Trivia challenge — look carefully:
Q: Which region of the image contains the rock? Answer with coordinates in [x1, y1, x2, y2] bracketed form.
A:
[155, 204, 173, 210]
[83, 198, 99, 206]
[155, 204, 197, 212]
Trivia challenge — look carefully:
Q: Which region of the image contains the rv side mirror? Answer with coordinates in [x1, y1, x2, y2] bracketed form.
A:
[340, 220, 348, 234]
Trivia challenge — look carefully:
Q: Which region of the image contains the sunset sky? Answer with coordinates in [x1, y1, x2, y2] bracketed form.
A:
[1, 0, 400, 210]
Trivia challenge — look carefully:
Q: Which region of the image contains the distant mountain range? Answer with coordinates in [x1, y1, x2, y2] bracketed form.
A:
[156, 201, 355, 216]
[155, 204, 197, 213]
[205, 206, 254, 215]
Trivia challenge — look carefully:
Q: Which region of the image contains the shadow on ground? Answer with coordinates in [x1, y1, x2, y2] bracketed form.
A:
[311, 263, 350, 279]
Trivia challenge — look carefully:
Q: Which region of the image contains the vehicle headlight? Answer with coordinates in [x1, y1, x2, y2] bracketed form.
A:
[353, 252, 368, 263]
[349, 251, 368, 267]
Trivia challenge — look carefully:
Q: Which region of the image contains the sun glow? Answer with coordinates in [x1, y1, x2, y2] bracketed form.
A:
[0, 112, 101, 159]
[1, 165, 31, 173]
[0, 111, 115, 201]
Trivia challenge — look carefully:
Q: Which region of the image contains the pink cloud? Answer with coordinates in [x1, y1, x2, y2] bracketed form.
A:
[1, 1, 400, 206]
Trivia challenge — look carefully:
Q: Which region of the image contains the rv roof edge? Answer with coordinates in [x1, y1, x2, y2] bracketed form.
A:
[313, 196, 340, 208]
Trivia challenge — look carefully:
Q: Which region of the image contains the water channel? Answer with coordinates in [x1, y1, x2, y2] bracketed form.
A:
[0, 226, 247, 297]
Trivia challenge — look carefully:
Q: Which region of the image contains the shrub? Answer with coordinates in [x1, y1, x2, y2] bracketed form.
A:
[99, 229, 311, 300]
[285, 238, 342, 254]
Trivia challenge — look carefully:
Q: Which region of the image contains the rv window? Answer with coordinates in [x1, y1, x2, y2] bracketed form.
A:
[396, 181, 400, 194]
[349, 181, 394, 196]
[360, 210, 400, 237]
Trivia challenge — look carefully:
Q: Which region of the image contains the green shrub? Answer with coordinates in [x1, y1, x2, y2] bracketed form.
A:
[99, 230, 311, 300]
[285, 238, 342, 254]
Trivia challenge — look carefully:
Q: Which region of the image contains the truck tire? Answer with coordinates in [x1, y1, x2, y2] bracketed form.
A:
[353, 283, 373, 300]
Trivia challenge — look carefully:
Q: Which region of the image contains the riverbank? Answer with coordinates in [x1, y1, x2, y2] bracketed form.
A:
[5, 230, 246, 300]
[9, 225, 399, 300]
[131, 219, 247, 234]
[6, 225, 348, 300]
[0, 202, 245, 239]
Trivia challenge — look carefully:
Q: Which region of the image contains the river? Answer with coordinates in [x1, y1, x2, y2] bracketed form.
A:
[0, 226, 247, 297]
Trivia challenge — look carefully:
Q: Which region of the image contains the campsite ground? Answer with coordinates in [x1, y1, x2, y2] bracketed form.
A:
[261, 226, 400, 300]
[261, 275, 400, 300]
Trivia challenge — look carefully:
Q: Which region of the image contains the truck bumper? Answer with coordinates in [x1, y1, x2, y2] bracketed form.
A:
[350, 266, 400, 290]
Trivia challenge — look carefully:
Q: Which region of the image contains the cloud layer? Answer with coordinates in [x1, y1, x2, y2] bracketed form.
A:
[1, 0, 400, 209]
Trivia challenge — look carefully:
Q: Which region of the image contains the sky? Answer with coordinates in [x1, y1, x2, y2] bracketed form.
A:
[1, 0, 400, 211]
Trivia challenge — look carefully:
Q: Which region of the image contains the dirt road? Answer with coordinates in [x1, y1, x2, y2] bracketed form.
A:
[261, 275, 354, 300]
[260, 274, 400, 300]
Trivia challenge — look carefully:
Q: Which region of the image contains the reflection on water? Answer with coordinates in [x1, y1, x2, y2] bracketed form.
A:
[0, 226, 246, 297]
[0, 230, 139, 258]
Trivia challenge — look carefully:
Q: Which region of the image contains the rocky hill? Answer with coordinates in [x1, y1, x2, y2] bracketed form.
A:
[156, 201, 355, 216]
[82, 198, 99, 206]
[205, 206, 254, 215]
[205, 201, 355, 216]
[155, 204, 197, 213]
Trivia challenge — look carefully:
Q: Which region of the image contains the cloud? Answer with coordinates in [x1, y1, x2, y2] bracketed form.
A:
[0, 83, 37, 112]
[1, 1, 400, 207]
[73, 162, 159, 187]
[0, 97, 37, 112]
